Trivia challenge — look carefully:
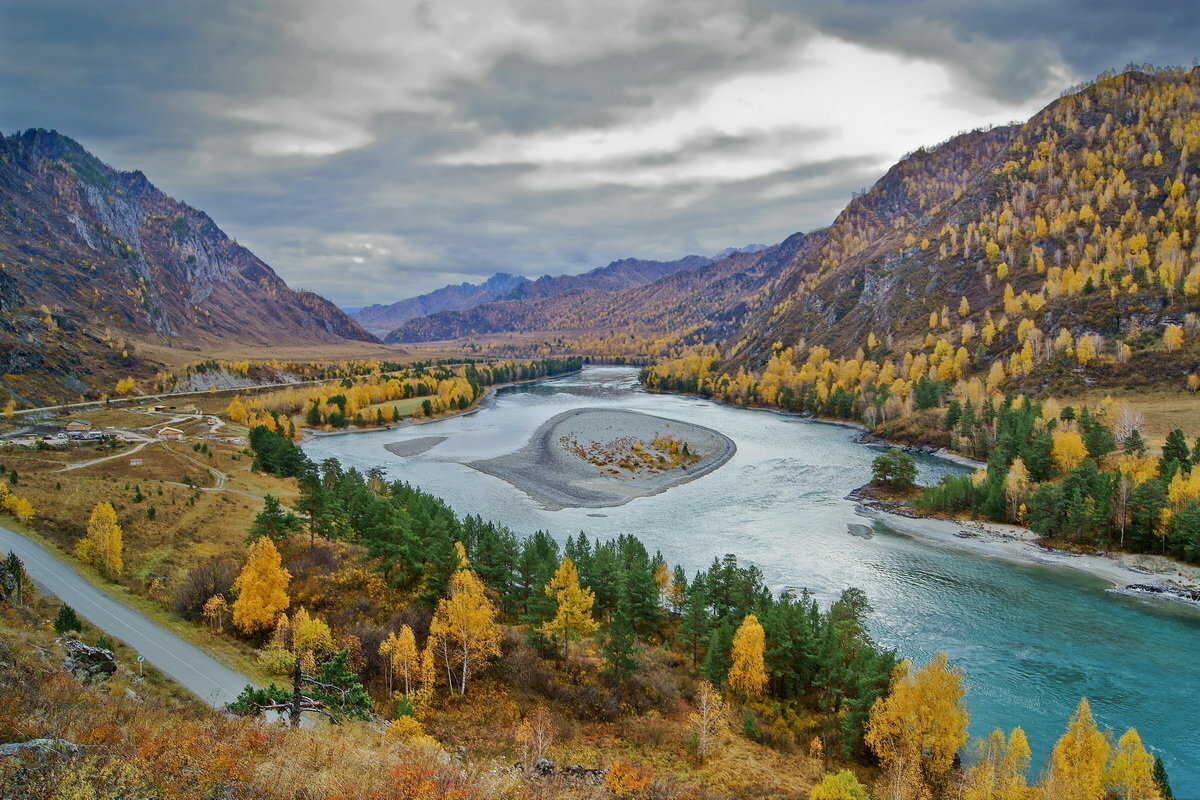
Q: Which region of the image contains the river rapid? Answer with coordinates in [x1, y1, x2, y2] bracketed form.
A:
[303, 366, 1200, 792]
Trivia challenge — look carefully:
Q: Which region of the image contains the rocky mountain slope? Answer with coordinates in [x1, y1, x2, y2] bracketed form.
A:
[0, 129, 377, 405]
[721, 67, 1200, 389]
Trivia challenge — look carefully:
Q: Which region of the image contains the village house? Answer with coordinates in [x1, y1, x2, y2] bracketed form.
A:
[64, 420, 92, 432]
[158, 426, 185, 441]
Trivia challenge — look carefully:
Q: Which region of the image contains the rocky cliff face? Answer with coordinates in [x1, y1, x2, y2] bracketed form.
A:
[0, 129, 377, 404]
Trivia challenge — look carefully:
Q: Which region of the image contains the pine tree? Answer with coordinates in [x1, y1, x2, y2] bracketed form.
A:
[604, 587, 638, 682]
[1160, 428, 1191, 473]
[541, 556, 598, 660]
[232, 536, 292, 633]
[248, 495, 303, 542]
[3, 552, 25, 605]
[1152, 756, 1175, 799]
[54, 604, 82, 634]
[727, 613, 768, 699]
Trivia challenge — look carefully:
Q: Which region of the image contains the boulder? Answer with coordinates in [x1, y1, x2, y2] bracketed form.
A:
[0, 738, 79, 757]
[59, 637, 116, 682]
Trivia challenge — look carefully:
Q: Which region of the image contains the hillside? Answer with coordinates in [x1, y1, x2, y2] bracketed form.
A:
[723, 67, 1200, 387]
[382, 249, 784, 345]
[0, 129, 377, 406]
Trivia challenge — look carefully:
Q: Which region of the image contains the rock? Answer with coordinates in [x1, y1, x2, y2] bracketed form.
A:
[0, 566, 16, 603]
[59, 637, 116, 682]
[0, 738, 79, 757]
[124, 687, 142, 703]
[532, 758, 555, 776]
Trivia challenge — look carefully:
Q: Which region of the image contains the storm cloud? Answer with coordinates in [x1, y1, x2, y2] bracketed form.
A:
[2, 0, 1195, 306]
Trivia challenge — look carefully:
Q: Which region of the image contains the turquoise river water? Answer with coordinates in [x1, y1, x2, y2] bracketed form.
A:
[302, 366, 1200, 792]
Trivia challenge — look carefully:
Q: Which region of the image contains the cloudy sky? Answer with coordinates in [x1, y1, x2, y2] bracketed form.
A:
[2, 1, 1196, 307]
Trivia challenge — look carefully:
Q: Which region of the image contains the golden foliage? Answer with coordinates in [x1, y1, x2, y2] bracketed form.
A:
[866, 653, 969, 800]
[76, 501, 123, 578]
[232, 537, 291, 633]
[727, 614, 768, 699]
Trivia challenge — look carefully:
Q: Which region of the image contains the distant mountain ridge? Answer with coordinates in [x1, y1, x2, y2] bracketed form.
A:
[382, 246, 786, 344]
[356, 255, 715, 336]
[0, 128, 376, 404]
[353, 272, 527, 336]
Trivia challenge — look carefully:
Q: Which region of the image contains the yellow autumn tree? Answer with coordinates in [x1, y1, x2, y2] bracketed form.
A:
[226, 395, 247, 424]
[960, 727, 1031, 800]
[541, 556, 598, 660]
[291, 606, 334, 659]
[2, 399, 15, 418]
[1040, 698, 1109, 800]
[1107, 728, 1162, 800]
[387, 624, 419, 696]
[8, 495, 34, 523]
[866, 653, 969, 800]
[1052, 430, 1088, 474]
[1004, 458, 1030, 521]
[76, 501, 123, 578]
[727, 614, 767, 699]
[428, 545, 501, 696]
[1163, 324, 1183, 353]
[114, 376, 136, 395]
[232, 536, 291, 633]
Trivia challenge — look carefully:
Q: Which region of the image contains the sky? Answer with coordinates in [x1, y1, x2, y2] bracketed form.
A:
[2, 1, 1197, 308]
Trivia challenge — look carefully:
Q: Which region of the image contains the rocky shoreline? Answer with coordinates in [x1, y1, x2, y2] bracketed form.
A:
[849, 486, 1200, 608]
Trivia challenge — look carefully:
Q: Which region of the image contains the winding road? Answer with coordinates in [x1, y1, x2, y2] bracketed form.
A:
[0, 523, 253, 708]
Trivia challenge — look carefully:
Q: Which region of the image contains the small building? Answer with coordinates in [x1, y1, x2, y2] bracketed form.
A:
[159, 426, 185, 441]
[129, 458, 144, 466]
[65, 420, 92, 432]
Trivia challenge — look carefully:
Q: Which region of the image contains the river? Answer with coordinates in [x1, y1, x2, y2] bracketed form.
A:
[303, 366, 1200, 793]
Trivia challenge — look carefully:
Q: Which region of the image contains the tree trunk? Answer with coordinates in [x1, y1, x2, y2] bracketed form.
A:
[290, 656, 303, 729]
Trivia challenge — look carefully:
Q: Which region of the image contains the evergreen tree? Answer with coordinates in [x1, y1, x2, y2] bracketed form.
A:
[54, 604, 82, 635]
[3, 551, 25, 605]
[1153, 755, 1175, 799]
[603, 584, 638, 683]
[248, 495, 303, 542]
[701, 617, 737, 686]
[1160, 428, 1191, 474]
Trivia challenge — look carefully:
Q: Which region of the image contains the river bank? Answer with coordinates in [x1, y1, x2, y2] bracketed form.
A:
[301, 368, 583, 443]
[851, 492, 1200, 605]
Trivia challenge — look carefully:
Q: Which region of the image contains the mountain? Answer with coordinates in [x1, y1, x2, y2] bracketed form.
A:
[381, 251, 788, 344]
[0, 129, 377, 404]
[720, 67, 1200, 386]
[362, 254, 713, 339]
[353, 272, 526, 336]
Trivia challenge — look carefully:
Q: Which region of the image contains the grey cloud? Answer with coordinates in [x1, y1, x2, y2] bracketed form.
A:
[2, 0, 1196, 307]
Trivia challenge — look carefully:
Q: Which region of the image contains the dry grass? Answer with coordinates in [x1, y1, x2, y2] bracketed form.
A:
[130, 339, 417, 369]
[1056, 386, 1200, 451]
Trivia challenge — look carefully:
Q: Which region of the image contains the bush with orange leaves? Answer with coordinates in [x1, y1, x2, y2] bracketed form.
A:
[605, 759, 655, 799]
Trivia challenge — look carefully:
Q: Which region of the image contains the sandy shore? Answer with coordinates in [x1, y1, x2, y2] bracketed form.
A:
[469, 408, 736, 510]
[384, 436, 447, 457]
[857, 502, 1200, 604]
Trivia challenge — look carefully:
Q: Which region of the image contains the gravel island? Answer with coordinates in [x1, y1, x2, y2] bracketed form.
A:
[469, 408, 735, 510]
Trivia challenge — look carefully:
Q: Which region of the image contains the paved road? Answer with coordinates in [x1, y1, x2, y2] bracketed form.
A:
[0, 523, 253, 708]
